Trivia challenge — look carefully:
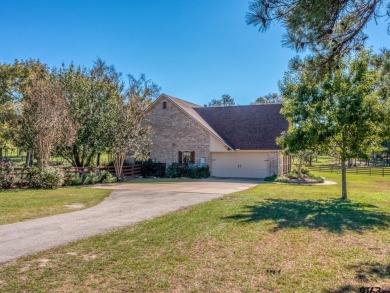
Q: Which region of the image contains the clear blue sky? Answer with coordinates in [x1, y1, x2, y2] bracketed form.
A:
[1, 1, 388, 105]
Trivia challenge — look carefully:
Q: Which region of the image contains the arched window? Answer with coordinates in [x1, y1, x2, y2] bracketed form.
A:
[162, 101, 167, 109]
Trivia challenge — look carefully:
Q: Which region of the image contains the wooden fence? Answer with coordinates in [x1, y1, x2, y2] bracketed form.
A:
[307, 165, 390, 176]
[1, 164, 142, 180]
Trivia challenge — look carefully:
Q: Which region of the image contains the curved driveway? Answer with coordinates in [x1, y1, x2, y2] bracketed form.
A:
[0, 178, 259, 264]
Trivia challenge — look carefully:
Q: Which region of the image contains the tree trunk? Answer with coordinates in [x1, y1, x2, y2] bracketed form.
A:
[96, 153, 101, 166]
[0, 148, 2, 160]
[26, 150, 34, 167]
[73, 145, 82, 167]
[114, 152, 125, 181]
[341, 160, 347, 200]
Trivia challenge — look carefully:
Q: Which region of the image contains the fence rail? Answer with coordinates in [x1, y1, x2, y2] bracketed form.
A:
[307, 165, 390, 176]
[1, 164, 142, 180]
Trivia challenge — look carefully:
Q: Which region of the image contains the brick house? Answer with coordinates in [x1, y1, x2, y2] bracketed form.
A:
[145, 94, 291, 178]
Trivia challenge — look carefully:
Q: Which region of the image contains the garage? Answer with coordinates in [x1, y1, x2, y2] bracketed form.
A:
[211, 152, 269, 178]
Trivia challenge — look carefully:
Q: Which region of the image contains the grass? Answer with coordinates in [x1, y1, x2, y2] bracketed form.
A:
[0, 187, 111, 225]
[1, 173, 390, 292]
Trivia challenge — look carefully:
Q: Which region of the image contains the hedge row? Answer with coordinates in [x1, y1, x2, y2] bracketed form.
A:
[0, 163, 117, 189]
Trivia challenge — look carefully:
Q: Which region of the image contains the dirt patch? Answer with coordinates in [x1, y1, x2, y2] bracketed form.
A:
[83, 254, 98, 261]
[38, 258, 51, 268]
[64, 203, 85, 209]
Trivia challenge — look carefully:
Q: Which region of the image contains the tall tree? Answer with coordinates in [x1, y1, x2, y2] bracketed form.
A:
[111, 74, 159, 179]
[252, 93, 281, 104]
[247, 0, 390, 70]
[208, 94, 235, 107]
[279, 50, 383, 199]
[0, 60, 35, 159]
[56, 61, 121, 167]
[18, 66, 71, 167]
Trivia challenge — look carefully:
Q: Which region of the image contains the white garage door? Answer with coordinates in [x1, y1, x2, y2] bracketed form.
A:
[211, 152, 269, 178]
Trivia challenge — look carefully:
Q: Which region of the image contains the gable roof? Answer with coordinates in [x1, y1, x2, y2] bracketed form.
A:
[146, 94, 234, 149]
[146, 94, 288, 151]
[194, 104, 288, 150]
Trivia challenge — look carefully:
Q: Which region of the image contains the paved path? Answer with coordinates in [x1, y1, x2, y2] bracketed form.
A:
[0, 178, 259, 264]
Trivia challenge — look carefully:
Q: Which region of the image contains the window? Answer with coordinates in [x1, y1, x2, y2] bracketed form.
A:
[178, 151, 195, 163]
[162, 101, 167, 109]
[182, 151, 191, 163]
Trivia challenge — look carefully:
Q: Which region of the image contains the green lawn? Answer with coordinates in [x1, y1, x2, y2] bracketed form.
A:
[0, 188, 111, 225]
[1, 173, 390, 292]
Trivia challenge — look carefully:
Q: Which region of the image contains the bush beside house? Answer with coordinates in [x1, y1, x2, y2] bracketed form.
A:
[265, 167, 325, 184]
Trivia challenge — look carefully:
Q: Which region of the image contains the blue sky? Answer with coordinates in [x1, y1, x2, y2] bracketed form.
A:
[1, 1, 388, 105]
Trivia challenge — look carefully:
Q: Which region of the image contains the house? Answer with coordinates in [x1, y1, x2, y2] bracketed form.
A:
[145, 94, 290, 178]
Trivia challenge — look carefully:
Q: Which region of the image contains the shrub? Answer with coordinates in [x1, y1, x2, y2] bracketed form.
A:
[285, 171, 298, 179]
[0, 160, 13, 174]
[275, 176, 290, 183]
[100, 170, 117, 183]
[300, 167, 310, 175]
[140, 160, 166, 178]
[307, 172, 326, 183]
[165, 164, 180, 178]
[0, 160, 18, 189]
[26, 167, 64, 189]
[82, 171, 101, 185]
[64, 172, 82, 186]
[165, 164, 210, 179]
[0, 175, 17, 189]
[264, 174, 277, 182]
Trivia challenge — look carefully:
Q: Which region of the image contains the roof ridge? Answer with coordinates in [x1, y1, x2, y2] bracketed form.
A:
[164, 94, 201, 108]
[162, 94, 234, 150]
[204, 103, 282, 108]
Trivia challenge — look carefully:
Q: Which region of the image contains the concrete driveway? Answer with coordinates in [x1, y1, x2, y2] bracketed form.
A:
[0, 178, 259, 264]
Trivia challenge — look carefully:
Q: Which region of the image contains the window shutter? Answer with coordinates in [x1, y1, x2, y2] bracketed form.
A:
[178, 151, 183, 163]
[190, 151, 195, 164]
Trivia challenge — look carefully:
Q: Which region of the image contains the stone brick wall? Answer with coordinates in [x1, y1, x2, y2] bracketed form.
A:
[268, 151, 283, 175]
[145, 99, 210, 165]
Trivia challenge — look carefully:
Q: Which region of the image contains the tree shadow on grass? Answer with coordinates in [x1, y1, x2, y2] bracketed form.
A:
[349, 261, 390, 282]
[326, 262, 390, 292]
[224, 198, 390, 233]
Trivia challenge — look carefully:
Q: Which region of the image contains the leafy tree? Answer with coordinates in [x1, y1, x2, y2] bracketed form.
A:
[125, 74, 160, 108]
[18, 65, 72, 167]
[0, 62, 26, 158]
[1, 59, 57, 163]
[111, 74, 159, 179]
[111, 97, 150, 180]
[252, 93, 281, 104]
[279, 50, 383, 199]
[55, 61, 121, 167]
[246, 0, 390, 70]
[208, 94, 235, 107]
[0, 102, 17, 159]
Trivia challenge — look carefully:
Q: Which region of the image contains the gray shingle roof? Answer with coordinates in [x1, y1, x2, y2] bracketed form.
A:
[194, 104, 288, 150]
[148, 94, 288, 151]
